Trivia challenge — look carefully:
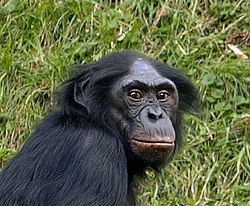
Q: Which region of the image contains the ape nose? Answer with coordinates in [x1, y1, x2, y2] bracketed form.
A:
[148, 107, 163, 120]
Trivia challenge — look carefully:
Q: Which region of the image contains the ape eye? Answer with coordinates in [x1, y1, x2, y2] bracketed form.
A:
[128, 89, 143, 100]
[157, 90, 169, 101]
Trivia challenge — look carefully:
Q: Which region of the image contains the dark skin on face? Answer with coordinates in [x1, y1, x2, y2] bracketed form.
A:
[111, 58, 179, 166]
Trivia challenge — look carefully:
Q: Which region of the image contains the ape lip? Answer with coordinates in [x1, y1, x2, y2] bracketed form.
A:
[132, 139, 174, 145]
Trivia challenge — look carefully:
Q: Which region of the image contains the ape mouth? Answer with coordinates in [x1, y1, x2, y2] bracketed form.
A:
[130, 137, 175, 164]
[130, 133, 175, 147]
[131, 138, 175, 147]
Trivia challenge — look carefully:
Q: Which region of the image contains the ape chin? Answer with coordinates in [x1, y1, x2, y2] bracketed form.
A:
[0, 51, 199, 206]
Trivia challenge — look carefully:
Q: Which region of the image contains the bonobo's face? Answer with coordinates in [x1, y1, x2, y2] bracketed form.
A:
[111, 58, 179, 166]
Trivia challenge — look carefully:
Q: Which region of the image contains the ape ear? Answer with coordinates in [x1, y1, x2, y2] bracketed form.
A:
[74, 75, 91, 110]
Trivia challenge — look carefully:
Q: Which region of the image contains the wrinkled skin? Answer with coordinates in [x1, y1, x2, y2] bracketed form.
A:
[111, 58, 179, 166]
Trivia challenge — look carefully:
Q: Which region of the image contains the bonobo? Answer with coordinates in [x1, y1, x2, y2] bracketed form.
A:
[0, 51, 199, 206]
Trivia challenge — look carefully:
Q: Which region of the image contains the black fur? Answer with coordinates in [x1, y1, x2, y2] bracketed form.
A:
[0, 51, 198, 206]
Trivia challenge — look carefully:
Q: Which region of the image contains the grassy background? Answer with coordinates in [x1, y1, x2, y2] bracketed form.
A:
[0, 0, 249, 205]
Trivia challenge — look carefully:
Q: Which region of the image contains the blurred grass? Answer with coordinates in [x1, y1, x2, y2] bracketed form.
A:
[0, 0, 249, 205]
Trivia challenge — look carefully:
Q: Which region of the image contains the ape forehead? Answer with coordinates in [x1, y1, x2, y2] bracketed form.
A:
[130, 58, 160, 77]
[120, 58, 168, 87]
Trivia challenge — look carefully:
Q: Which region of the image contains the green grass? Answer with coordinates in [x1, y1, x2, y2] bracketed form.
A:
[0, 0, 249, 205]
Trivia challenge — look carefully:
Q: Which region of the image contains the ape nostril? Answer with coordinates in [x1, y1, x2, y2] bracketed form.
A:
[148, 108, 163, 120]
[148, 112, 157, 119]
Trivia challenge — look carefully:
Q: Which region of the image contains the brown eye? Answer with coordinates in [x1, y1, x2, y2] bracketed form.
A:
[128, 89, 143, 100]
[157, 90, 169, 101]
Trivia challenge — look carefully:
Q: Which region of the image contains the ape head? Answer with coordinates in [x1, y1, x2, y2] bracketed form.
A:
[111, 58, 178, 167]
[63, 51, 198, 170]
